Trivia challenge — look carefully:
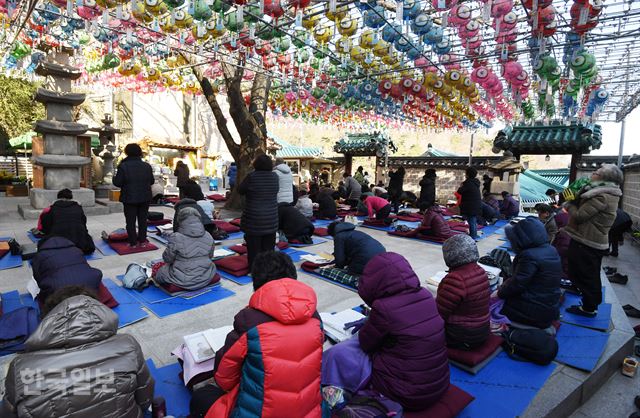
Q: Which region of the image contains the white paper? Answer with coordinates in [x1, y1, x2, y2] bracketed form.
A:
[214, 248, 236, 258]
[300, 254, 331, 264]
[320, 309, 366, 343]
[202, 325, 233, 351]
[479, 264, 501, 277]
[27, 277, 40, 299]
[427, 270, 447, 287]
[183, 325, 233, 363]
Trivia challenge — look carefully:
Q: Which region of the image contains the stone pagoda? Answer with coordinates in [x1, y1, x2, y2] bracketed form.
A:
[18, 51, 104, 218]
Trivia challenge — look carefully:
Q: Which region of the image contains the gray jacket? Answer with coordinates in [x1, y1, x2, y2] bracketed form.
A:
[344, 176, 362, 200]
[274, 163, 294, 204]
[156, 213, 216, 290]
[565, 185, 622, 250]
[2, 296, 153, 418]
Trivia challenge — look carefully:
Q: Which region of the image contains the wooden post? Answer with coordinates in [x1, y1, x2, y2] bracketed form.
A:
[569, 153, 580, 183]
[344, 154, 353, 175]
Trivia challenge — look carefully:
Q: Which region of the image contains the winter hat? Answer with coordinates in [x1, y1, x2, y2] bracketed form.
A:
[442, 234, 479, 268]
[177, 206, 201, 223]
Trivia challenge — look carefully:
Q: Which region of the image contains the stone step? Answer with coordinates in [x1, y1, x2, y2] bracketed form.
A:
[95, 198, 123, 213]
[18, 203, 110, 219]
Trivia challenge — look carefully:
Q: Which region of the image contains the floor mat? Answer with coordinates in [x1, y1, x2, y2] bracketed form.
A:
[108, 241, 159, 255]
[115, 275, 176, 304]
[301, 268, 358, 292]
[560, 292, 612, 332]
[26, 231, 41, 242]
[218, 270, 253, 285]
[0, 237, 23, 270]
[555, 322, 610, 372]
[223, 231, 244, 241]
[149, 234, 169, 245]
[102, 279, 149, 328]
[280, 248, 313, 262]
[146, 359, 191, 418]
[451, 352, 557, 418]
[26, 232, 103, 260]
[94, 238, 118, 256]
[287, 237, 329, 247]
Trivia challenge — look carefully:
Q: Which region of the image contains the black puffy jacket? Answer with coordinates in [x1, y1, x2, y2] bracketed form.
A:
[316, 190, 337, 218]
[32, 237, 102, 304]
[113, 156, 154, 204]
[239, 170, 279, 236]
[41, 200, 94, 254]
[419, 175, 436, 206]
[457, 178, 482, 217]
[278, 205, 314, 240]
[498, 217, 562, 328]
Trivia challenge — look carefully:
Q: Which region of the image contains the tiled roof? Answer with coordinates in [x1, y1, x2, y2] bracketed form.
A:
[530, 169, 570, 187]
[493, 123, 602, 156]
[334, 132, 393, 156]
[519, 169, 566, 208]
[273, 136, 321, 159]
[421, 146, 459, 157]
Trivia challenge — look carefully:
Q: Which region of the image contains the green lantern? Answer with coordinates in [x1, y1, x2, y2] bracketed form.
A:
[224, 10, 244, 32]
[273, 36, 291, 53]
[210, 0, 230, 13]
[292, 27, 308, 48]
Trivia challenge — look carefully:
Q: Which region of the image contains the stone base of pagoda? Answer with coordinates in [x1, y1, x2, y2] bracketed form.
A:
[29, 187, 96, 210]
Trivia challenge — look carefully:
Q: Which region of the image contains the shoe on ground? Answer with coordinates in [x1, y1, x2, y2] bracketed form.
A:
[128, 243, 138, 248]
[608, 273, 628, 285]
[623, 305, 640, 319]
[603, 266, 617, 274]
[566, 305, 597, 318]
[101, 231, 109, 241]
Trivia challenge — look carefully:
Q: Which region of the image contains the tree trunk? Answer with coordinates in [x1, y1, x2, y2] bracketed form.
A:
[186, 55, 270, 210]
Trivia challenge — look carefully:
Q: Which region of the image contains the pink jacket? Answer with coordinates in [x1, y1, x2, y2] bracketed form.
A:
[365, 196, 390, 218]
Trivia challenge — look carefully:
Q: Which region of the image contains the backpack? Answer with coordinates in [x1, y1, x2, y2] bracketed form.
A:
[122, 263, 149, 290]
[502, 328, 558, 365]
[8, 238, 22, 255]
[147, 211, 164, 221]
[336, 394, 403, 418]
[210, 226, 228, 241]
[489, 248, 513, 277]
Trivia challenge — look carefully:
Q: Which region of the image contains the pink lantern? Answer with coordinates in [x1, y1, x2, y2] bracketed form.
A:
[431, 0, 457, 11]
[491, 0, 513, 18]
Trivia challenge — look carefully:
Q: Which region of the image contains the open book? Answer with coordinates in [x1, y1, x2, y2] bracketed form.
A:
[157, 224, 174, 235]
[183, 325, 233, 363]
[320, 309, 366, 343]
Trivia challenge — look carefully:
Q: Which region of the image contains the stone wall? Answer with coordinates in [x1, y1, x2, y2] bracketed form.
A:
[393, 166, 493, 203]
[622, 160, 640, 225]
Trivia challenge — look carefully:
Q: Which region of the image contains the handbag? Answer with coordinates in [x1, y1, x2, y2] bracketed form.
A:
[502, 328, 558, 365]
[122, 263, 149, 290]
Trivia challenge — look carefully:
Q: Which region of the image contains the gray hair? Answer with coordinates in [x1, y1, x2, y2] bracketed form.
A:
[598, 164, 623, 185]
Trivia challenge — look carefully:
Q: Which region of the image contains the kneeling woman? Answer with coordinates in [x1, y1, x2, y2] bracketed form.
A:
[154, 207, 217, 290]
[498, 217, 562, 329]
[411, 204, 459, 240]
[322, 252, 450, 411]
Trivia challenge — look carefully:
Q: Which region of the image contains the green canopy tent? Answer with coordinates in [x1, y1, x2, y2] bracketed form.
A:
[8, 132, 100, 151]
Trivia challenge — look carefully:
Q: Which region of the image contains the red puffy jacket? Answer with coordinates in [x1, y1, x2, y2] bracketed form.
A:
[436, 263, 490, 330]
[207, 279, 324, 418]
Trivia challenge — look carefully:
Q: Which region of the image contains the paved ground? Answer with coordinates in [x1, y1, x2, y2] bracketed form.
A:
[0, 196, 638, 416]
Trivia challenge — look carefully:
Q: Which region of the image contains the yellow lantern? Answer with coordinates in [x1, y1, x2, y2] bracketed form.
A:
[337, 17, 357, 37]
[359, 29, 376, 49]
[373, 40, 391, 58]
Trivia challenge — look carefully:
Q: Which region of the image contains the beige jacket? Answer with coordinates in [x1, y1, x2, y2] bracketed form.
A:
[3, 296, 154, 418]
[565, 185, 622, 250]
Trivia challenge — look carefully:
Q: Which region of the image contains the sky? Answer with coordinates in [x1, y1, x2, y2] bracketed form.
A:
[596, 106, 640, 156]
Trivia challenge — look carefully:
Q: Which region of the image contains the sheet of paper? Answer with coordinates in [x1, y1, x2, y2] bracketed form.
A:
[202, 325, 233, 352]
[426, 270, 447, 287]
[27, 277, 40, 299]
[214, 249, 235, 258]
[320, 309, 366, 343]
[300, 254, 331, 264]
[479, 264, 502, 277]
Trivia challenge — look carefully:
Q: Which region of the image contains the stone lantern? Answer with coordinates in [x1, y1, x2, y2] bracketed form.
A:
[90, 113, 122, 198]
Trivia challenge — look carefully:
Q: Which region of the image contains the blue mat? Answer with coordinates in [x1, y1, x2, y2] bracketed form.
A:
[25, 232, 103, 261]
[94, 238, 118, 256]
[313, 219, 335, 227]
[141, 286, 235, 318]
[146, 359, 191, 418]
[102, 279, 149, 328]
[280, 248, 312, 262]
[288, 236, 329, 247]
[27, 231, 41, 242]
[301, 269, 358, 292]
[0, 237, 23, 270]
[149, 235, 169, 245]
[556, 323, 609, 371]
[147, 226, 158, 232]
[451, 352, 556, 418]
[560, 292, 612, 331]
[225, 231, 244, 240]
[218, 269, 253, 285]
[115, 275, 177, 304]
[1, 290, 24, 313]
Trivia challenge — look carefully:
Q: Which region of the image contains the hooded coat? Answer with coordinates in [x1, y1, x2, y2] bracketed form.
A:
[457, 178, 482, 217]
[358, 253, 450, 411]
[315, 189, 337, 219]
[564, 184, 622, 250]
[3, 296, 154, 418]
[207, 279, 324, 418]
[174, 163, 190, 188]
[387, 169, 405, 201]
[113, 156, 154, 204]
[239, 170, 279, 236]
[40, 199, 95, 254]
[499, 217, 562, 328]
[419, 174, 436, 207]
[227, 164, 237, 187]
[274, 163, 294, 204]
[32, 237, 103, 304]
[500, 194, 520, 218]
[332, 222, 386, 275]
[155, 211, 216, 290]
[419, 206, 458, 239]
[344, 176, 362, 200]
[173, 198, 213, 230]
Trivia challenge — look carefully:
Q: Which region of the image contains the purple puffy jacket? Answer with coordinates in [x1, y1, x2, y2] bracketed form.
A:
[419, 206, 458, 239]
[358, 253, 450, 411]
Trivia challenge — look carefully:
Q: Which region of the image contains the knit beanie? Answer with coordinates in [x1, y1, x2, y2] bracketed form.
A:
[442, 234, 479, 268]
